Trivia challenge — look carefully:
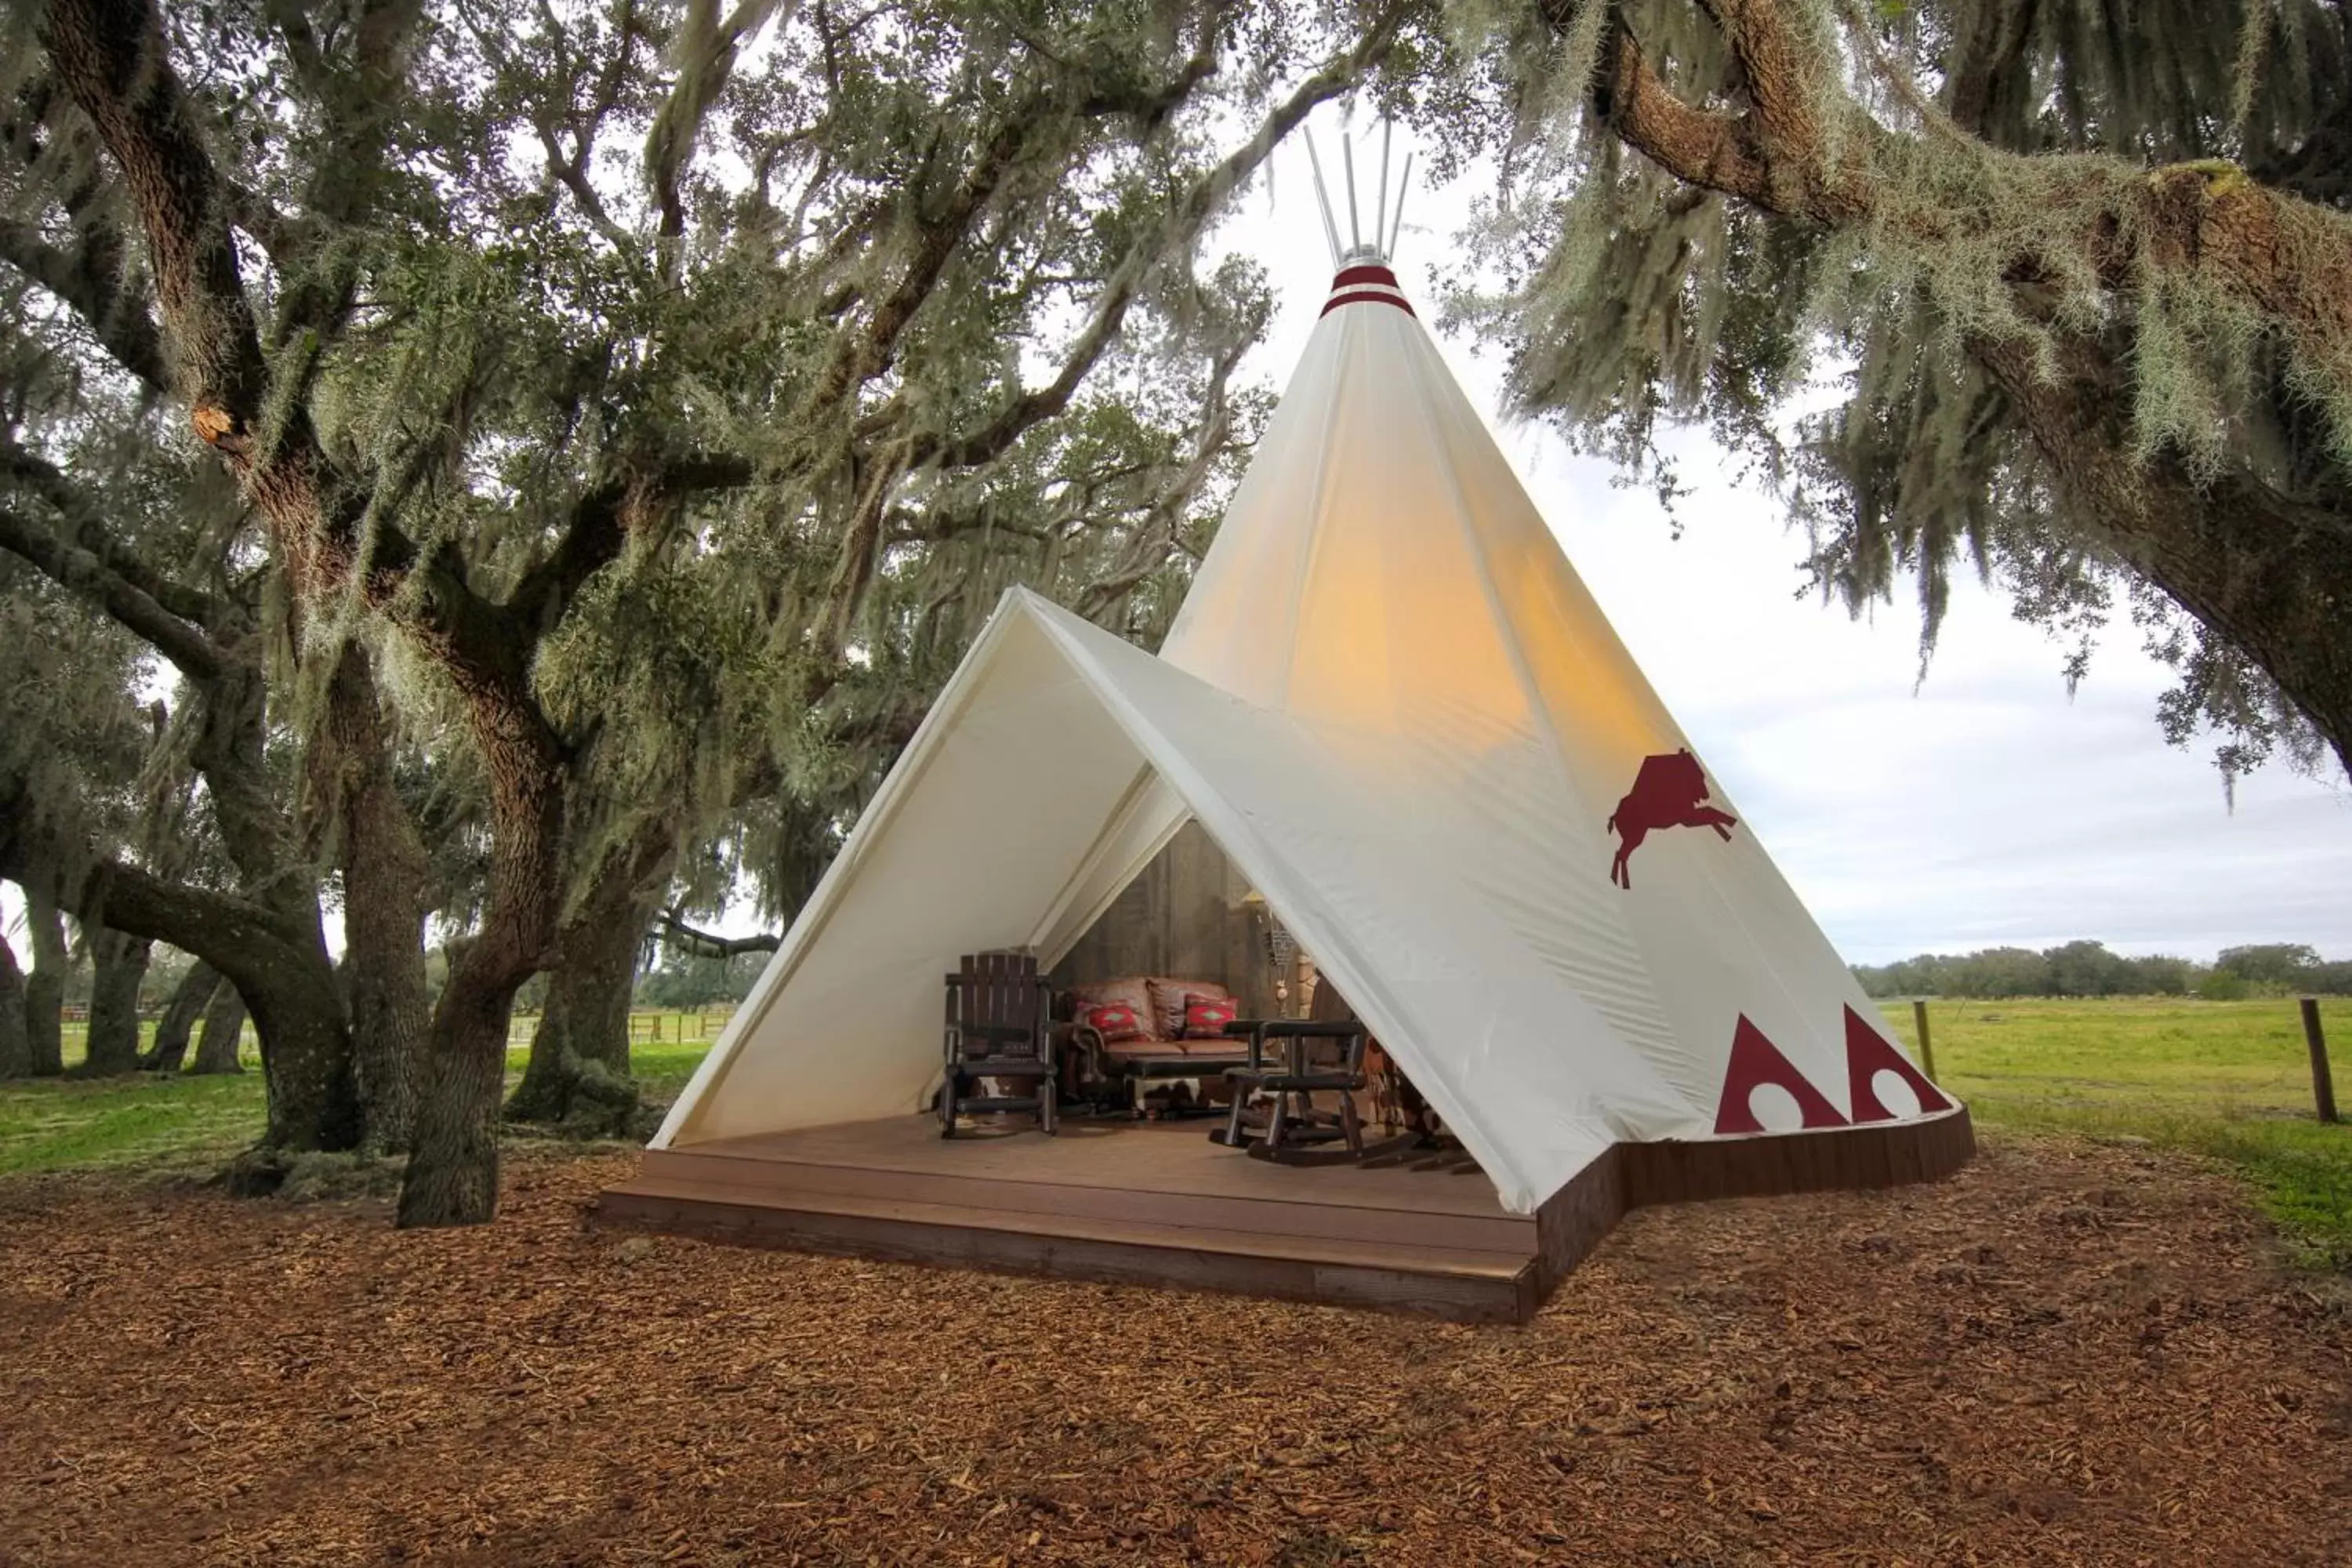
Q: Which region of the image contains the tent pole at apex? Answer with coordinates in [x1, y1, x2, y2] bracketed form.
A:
[1302, 129, 1343, 267]
[1341, 132, 1362, 251]
[1388, 151, 1412, 260]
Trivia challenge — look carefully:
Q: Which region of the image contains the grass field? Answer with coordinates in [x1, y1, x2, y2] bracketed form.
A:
[1882, 995, 2352, 1269]
[3, 998, 2346, 1266]
[0, 1016, 719, 1180]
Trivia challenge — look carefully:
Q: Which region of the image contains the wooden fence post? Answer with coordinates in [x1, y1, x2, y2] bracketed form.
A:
[1912, 999, 1938, 1083]
[2301, 997, 2339, 1124]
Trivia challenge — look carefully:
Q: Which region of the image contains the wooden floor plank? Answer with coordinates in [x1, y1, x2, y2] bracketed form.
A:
[674, 1116, 1520, 1219]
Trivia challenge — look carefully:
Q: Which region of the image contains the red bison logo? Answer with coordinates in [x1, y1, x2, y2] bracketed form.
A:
[1607, 749, 1737, 889]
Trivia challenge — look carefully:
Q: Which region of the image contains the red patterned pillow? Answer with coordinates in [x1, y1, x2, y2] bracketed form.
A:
[1183, 993, 1238, 1040]
[1080, 1001, 1147, 1043]
[1069, 977, 1154, 1026]
[1149, 977, 1232, 1040]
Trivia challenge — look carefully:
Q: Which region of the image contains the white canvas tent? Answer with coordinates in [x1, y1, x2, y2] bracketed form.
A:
[654, 245, 1949, 1218]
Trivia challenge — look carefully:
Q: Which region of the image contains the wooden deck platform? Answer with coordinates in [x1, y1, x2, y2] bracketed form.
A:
[596, 1105, 1976, 1323]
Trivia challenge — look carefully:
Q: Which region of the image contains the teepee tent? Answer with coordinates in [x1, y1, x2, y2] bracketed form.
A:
[652, 205, 1951, 1219]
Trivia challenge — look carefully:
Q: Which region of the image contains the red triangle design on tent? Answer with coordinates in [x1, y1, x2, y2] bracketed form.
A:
[1714, 1014, 1849, 1134]
[1844, 1005, 1954, 1121]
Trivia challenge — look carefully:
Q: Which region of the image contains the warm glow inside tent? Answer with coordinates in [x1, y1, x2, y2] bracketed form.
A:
[653, 245, 1952, 1217]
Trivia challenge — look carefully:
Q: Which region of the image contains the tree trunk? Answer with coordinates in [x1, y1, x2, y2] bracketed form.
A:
[67, 866, 358, 1156]
[397, 713, 569, 1228]
[192, 979, 246, 1073]
[239, 943, 361, 1150]
[80, 927, 151, 1075]
[68, 860, 361, 1152]
[322, 648, 431, 1152]
[397, 960, 522, 1227]
[106, 633, 364, 1152]
[143, 958, 220, 1073]
[340, 847, 430, 1152]
[505, 892, 657, 1138]
[108, 891, 356, 1149]
[0, 935, 30, 1080]
[23, 879, 66, 1076]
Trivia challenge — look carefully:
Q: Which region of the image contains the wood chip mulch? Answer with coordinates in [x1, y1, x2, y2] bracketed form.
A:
[1, 1131, 2347, 1566]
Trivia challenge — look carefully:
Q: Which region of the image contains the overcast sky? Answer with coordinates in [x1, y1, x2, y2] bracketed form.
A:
[9, 115, 2349, 971]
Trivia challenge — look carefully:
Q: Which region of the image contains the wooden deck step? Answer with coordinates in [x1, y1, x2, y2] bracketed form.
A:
[641, 1144, 1534, 1254]
[596, 1174, 1538, 1321]
[606, 1173, 1533, 1276]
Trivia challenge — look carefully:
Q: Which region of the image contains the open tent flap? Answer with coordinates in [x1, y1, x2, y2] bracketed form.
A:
[655, 601, 1167, 1146]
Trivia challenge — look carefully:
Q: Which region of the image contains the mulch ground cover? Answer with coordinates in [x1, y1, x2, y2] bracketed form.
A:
[1, 1130, 2347, 1566]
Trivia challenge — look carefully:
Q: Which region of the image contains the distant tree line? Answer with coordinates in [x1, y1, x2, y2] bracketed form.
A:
[1853, 943, 2352, 1001]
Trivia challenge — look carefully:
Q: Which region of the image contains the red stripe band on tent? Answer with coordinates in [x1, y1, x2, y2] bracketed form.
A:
[1320, 289, 1416, 318]
[1331, 265, 1401, 290]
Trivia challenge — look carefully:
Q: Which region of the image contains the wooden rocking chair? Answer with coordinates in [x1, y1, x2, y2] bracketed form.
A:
[1214, 979, 1441, 1167]
[939, 951, 1058, 1137]
[1215, 1018, 1379, 1163]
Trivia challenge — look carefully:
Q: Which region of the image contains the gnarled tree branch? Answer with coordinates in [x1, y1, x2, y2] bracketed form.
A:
[656, 907, 781, 958]
[1552, 0, 2352, 767]
[924, 5, 1406, 474]
[0, 502, 225, 679]
[0, 444, 227, 628]
[0, 219, 171, 391]
[1583, 0, 2352, 343]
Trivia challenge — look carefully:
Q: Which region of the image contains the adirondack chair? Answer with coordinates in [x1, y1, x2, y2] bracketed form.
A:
[939, 951, 1058, 1137]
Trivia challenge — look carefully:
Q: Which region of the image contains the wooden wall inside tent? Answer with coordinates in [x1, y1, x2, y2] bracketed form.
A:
[1048, 821, 1280, 1016]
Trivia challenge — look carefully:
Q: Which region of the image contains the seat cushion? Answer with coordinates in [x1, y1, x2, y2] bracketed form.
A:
[1173, 1037, 1249, 1059]
[1103, 1037, 1250, 1065]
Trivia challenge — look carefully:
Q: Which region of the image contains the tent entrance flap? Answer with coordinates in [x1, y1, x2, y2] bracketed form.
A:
[652, 603, 1172, 1149]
